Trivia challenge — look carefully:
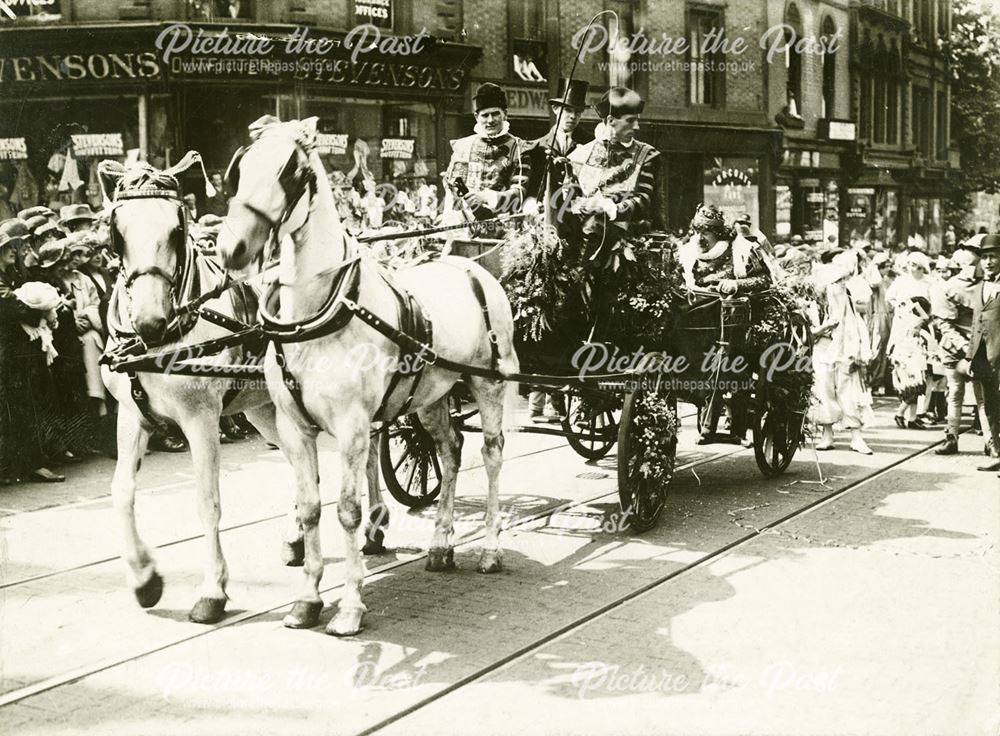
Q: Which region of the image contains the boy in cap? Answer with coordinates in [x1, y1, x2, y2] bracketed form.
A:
[443, 82, 526, 236]
[566, 87, 660, 264]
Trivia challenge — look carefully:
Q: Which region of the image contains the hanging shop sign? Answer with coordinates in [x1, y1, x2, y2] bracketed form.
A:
[379, 138, 414, 160]
[702, 158, 760, 228]
[0, 138, 28, 160]
[354, 0, 393, 29]
[316, 133, 349, 156]
[71, 133, 124, 158]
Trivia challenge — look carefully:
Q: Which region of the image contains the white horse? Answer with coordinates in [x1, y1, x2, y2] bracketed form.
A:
[98, 154, 391, 625]
[217, 117, 519, 636]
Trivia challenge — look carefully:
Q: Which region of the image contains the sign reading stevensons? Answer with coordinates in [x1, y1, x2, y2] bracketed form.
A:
[316, 133, 349, 156]
[0, 52, 162, 83]
[71, 133, 124, 157]
[0, 138, 28, 160]
[379, 137, 414, 160]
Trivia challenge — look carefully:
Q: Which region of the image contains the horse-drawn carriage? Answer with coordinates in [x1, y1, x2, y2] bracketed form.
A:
[99, 119, 812, 634]
[378, 227, 814, 532]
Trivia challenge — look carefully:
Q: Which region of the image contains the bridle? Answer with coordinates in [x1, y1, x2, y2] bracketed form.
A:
[107, 186, 195, 343]
[224, 137, 317, 241]
[111, 187, 188, 296]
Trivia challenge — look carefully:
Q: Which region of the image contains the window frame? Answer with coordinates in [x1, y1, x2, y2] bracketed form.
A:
[784, 3, 803, 116]
[508, 0, 547, 83]
[686, 2, 726, 108]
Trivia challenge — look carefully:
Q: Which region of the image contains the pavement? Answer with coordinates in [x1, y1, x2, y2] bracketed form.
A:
[0, 400, 996, 736]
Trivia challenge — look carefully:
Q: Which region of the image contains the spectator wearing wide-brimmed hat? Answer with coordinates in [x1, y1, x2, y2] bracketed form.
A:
[58, 203, 97, 233]
[37, 236, 101, 460]
[18, 206, 58, 224]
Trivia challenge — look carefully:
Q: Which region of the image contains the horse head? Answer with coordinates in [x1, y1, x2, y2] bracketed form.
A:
[217, 116, 323, 270]
[98, 152, 212, 344]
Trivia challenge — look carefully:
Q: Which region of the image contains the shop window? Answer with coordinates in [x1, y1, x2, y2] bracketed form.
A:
[187, 1, 254, 21]
[784, 4, 803, 117]
[821, 16, 837, 118]
[936, 90, 948, 159]
[687, 5, 725, 107]
[606, 0, 637, 88]
[354, 0, 394, 30]
[510, 0, 547, 82]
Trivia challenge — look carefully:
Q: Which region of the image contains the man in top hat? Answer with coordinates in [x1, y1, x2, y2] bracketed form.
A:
[520, 78, 590, 238]
[59, 203, 97, 234]
[443, 82, 527, 237]
[963, 234, 1000, 474]
[566, 87, 660, 264]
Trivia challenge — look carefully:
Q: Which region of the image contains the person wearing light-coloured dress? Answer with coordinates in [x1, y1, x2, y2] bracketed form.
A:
[809, 251, 875, 455]
[886, 251, 933, 427]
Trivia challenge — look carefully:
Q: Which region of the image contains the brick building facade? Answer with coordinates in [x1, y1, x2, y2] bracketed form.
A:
[0, 0, 958, 246]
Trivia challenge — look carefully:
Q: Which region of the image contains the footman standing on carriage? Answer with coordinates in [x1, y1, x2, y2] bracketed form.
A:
[520, 78, 590, 241]
[519, 78, 590, 422]
[443, 82, 527, 239]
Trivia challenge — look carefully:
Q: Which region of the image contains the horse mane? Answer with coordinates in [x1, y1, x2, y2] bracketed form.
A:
[248, 115, 318, 153]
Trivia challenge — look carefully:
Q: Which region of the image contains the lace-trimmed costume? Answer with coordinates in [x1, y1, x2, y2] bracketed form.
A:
[678, 234, 771, 295]
[444, 120, 526, 236]
[567, 122, 659, 257]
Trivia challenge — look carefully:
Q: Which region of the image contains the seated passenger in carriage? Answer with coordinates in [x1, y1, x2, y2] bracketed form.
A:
[442, 83, 527, 239]
[677, 204, 772, 297]
[565, 87, 660, 266]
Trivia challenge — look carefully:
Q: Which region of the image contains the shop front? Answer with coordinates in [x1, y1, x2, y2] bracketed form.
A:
[0, 23, 481, 214]
[645, 124, 779, 234]
[774, 146, 844, 245]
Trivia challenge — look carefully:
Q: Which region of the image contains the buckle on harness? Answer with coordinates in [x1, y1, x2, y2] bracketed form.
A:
[415, 343, 438, 367]
[487, 330, 499, 345]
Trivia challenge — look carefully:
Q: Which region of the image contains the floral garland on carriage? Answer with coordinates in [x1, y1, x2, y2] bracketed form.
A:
[500, 217, 817, 488]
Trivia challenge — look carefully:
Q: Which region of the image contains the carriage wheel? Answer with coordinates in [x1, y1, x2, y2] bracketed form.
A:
[617, 389, 675, 533]
[562, 393, 620, 461]
[752, 380, 803, 478]
[379, 417, 443, 508]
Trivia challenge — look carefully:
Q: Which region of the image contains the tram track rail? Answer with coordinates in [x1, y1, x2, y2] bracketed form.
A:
[356, 433, 950, 736]
[0, 407, 702, 592]
[0, 433, 740, 710]
[0, 412, 946, 722]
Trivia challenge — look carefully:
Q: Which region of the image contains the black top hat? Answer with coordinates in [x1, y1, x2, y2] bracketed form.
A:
[549, 78, 590, 110]
[474, 83, 508, 112]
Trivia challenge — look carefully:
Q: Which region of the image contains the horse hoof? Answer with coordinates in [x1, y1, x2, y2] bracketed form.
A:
[189, 597, 227, 624]
[325, 607, 365, 637]
[362, 534, 386, 556]
[425, 547, 455, 572]
[477, 550, 503, 575]
[134, 571, 164, 608]
[281, 539, 305, 567]
[283, 600, 323, 629]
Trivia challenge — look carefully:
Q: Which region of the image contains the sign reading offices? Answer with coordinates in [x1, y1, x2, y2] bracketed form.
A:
[0, 25, 466, 93]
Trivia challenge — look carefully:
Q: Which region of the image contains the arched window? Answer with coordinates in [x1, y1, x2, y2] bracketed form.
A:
[821, 16, 837, 118]
[785, 4, 803, 116]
